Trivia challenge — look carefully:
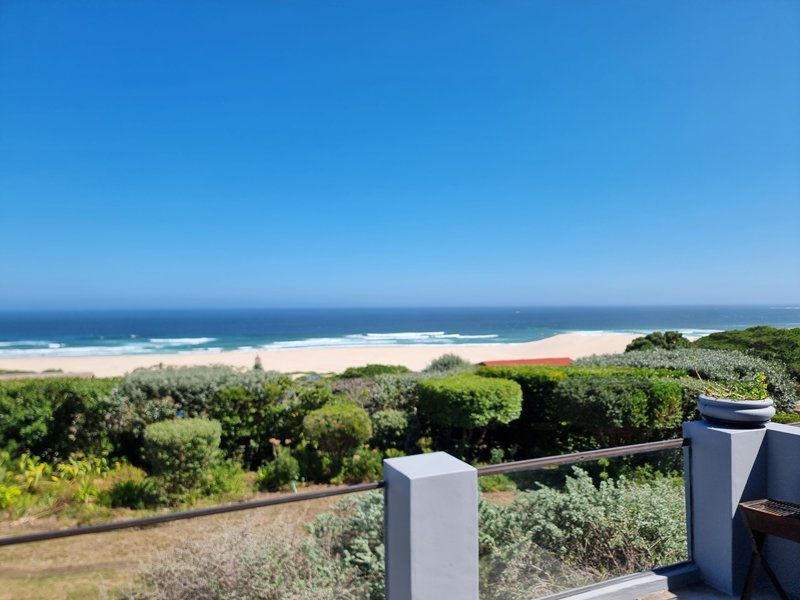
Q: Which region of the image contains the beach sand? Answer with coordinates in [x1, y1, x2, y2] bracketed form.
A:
[0, 332, 637, 377]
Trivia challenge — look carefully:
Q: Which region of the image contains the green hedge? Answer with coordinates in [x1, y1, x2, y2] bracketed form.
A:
[0, 377, 120, 461]
[303, 403, 373, 455]
[370, 409, 409, 450]
[476, 365, 686, 420]
[577, 348, 797, 413]
[476, 366, 688, 453]
[340, 364, 410, 378]
[417, 374, 522, 429]
[694, 326, 800, 382]
[107, 366, 294, 462]
[143, 418, 221, 499]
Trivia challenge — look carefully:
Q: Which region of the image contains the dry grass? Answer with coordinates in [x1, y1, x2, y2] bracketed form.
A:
[0, 486, 519, 599]
[0, 486, 344, 600]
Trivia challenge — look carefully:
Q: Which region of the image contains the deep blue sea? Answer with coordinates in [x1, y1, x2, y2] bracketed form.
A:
[0, 306, 798, 357]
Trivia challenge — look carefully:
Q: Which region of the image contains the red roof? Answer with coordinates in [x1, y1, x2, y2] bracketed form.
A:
[479, 357, 573, 367]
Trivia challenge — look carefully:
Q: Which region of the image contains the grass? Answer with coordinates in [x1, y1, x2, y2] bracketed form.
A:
[0, 485, 346, 599]
[0, 485, 518, 599]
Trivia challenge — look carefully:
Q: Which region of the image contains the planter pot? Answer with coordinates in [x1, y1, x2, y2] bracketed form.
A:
[697, 394, 775, 428]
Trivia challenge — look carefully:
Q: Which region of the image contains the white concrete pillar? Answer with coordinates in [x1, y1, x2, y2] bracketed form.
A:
[683, 420, 767, 595]
[383, 451, 479, 600]
[764, 423, 800, 598]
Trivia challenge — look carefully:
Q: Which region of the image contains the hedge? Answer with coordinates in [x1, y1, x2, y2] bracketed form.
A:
[577, 349, 797, 413]
[476, 366, 688, 453]
[694, 326, 800, 382]
[417, 374, 522, 429]
[340, 364, 410, 379]
[107, 366, 294, 461]
[303, 403, 373, 455]
[0, 377, 121, 461]
[143, 418, 221, 498]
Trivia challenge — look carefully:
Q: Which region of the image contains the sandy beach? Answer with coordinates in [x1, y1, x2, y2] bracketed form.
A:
[0, 332, 637, 377]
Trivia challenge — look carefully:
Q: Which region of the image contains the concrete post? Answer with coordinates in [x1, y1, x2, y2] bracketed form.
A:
[764, 423, 800, 598]
[683, 421, 767, 594]
[383, 451, 479, 600]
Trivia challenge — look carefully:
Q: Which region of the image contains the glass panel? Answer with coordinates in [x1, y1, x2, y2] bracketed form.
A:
[0, 488, 384, 599]
[478, 447, 687, 599]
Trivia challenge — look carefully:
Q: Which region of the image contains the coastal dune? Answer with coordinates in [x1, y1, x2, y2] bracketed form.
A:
[0, 332, 637, 377]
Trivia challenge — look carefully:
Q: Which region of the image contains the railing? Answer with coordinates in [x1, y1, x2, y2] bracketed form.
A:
[476, 438, 685, 476]
[0, 438, 683, 549]
[0, 480, 383, 547]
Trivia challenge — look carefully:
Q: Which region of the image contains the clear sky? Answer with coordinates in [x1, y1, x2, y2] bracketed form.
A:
[1, 1, 798, 308]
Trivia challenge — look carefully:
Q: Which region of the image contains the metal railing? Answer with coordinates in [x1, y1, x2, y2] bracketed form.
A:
[0, 480, 383, 548]
[476, 438, 686, 476]
[0, 438, 686, 548]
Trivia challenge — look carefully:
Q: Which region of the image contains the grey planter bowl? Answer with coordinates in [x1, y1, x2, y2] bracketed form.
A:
[697, 394, 775, 428]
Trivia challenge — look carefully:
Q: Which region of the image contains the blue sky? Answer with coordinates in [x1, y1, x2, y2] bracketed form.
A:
[1, 1, 798, 308]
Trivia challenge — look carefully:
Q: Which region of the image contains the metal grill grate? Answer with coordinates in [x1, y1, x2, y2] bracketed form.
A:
[743, 498, 800, 518]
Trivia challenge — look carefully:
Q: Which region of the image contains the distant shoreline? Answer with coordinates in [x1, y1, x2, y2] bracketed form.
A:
[0, 332, 638, 377]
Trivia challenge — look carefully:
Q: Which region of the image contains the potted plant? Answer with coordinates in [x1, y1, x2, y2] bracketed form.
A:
[697, 373, 775, 427]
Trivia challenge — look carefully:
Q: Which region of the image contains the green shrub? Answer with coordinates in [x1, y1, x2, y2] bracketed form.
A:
[577, 349, 797, 412]
[423, 353, 474, 374]
[556, 376, 683, 430]
[340, 364, 410, 378]
[773, 412, 800, 424]
[143, 418, 221, 500]
[479, 473, 517, 492]
[337, 447, 383, 484]
[303, 404, 372, 456]
[481, 467, 686, 574]
[370, 409, 409, 450]
[476, 365, 690, 455]
[0, 377, 120, 461]
[417, 374, 522, 429]
[257, 444, 300, 492]
[694, 326, 800, 381]
[106, 478, 159, 509]
[311, 490, 385, 600]
[201, 460, 246, 497]
[133, 525, 367, 600]
[209, 379, 296, 469]
[108, 366, 292, 460]
[626, 331, 692, 352]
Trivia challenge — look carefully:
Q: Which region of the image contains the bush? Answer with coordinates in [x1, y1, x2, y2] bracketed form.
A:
[337, 447, 383, 484]
[310, 490, 385, 600]
[131, 524, 367, 600]
[626, 331, 692, 352]
[423, 353, 474, 374]
[108, 366, 292, 460]
[370, 409, 409, 450]
[256, 444, 300, 491]
[481, 467, 686, 574]
[773, 412, 800, 424]
[417, 374, 522, 429]
[209, 378, 297, 469]
[143, 418, 221, 500]
[476, 365, 691, 455]
[201, 460, 246, 497]
[303, 404, 372, 456]
[106, 478, 159, 509]
[0, 377, 120, 461]
[577, 349, 797, 412]
[556, 376, 683, 430]
[340, 364, 410, 378]
[694, 326, 800, 382]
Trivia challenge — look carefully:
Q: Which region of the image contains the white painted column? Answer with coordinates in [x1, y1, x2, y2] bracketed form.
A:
[764, 423, 800, 598]
[683, 420, 767, 595]
[383, 451, 479, 600]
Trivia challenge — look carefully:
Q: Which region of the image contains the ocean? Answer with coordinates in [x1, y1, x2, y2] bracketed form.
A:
[0, 306, 797, 358]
